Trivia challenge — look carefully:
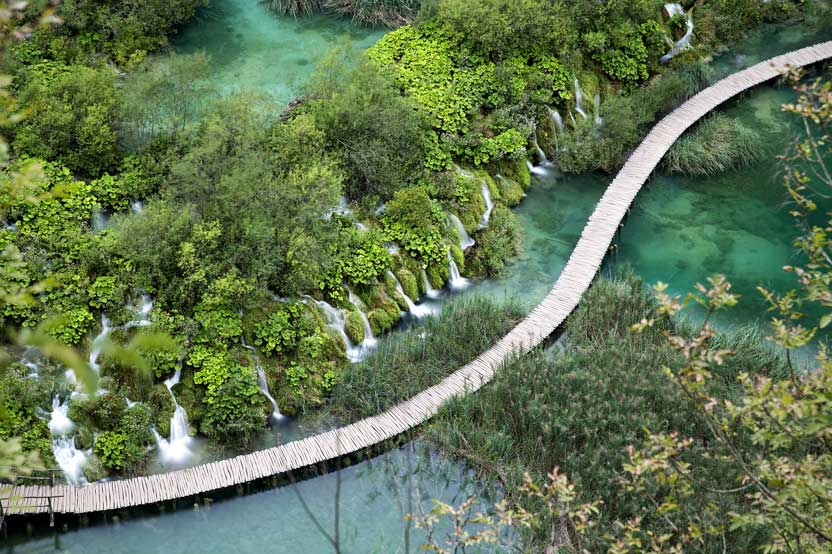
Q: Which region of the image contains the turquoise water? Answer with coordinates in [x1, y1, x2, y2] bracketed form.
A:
[5, 444, 503, 553]
[172, 0, 384, 103]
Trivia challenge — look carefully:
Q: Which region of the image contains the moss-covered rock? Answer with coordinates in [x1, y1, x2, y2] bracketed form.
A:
[345, 309, 365, 344]
[494, 157, 531, 190]
[74, 425, 95, 450]
[468, 205, 522, 276]
[396, 268, 419, 301]
[426, 260, 449, 290]
[450, 244, 465, 272]
[495, 174, 525, 207]
[369, 301, 401, 335]
[83, 456, 106, 483]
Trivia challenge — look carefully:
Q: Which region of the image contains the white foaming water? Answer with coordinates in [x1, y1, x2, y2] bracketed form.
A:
[422, 269, 441, 299]
[526, 160, 548, 177]
[447, 251, 471, 291]
[531, 131, 549, 164]
[449, 213, 475, 250]
[130, 200, 144, 213]
[48, 396, 75, 436]
[594, 94, 602, 126]
[315, 299, 365, 363]
[574, 77, 587, 119]
[477, 181, 495, 229]
[661, 3, 694, 64]
[91, 211, 109, 231]
[327, 196, 352, 220]
[385, 242, 399, 255]
[154, 365, 194, 466]
[53, 437, 88, 485]
[122, 295, 153, 329]
[548, 107, 564, 134]
[387, 271, 435, 318]
[347, 286, 378, 353]
[241, 338, 285, 422]
[89, 315, 112, 374]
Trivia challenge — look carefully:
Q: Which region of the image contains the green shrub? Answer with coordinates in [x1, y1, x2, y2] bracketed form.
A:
[466, 205, 521, 276]
[94, 431, 128, 471]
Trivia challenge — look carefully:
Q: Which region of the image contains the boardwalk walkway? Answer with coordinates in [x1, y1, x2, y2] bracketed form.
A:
[4, 41, 832, 517]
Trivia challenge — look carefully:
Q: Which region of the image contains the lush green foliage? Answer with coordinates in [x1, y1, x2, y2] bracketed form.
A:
[267, 0, 420, 26]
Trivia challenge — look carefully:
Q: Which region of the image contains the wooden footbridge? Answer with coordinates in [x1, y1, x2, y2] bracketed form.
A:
[3, 41, 832, 518]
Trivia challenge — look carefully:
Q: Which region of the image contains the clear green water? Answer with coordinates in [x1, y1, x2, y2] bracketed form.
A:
[172, 0, 384, 103]
[5, 444, 503, 553]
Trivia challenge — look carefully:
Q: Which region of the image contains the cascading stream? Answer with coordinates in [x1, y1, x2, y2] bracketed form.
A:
[312, 298, 365, 363]
[446, 251, 471, 291]
[422, 269, 441, 299]
[387, 271, 435, 318]
[241, 337, 285, 421]
[48, 396, 88, 485]
[449, 213, 475, 251]
[574, 76, 587, 119]
[478, 181, 495, 229]
[661, 3, 694, 63]
[153, 363, 194, 466]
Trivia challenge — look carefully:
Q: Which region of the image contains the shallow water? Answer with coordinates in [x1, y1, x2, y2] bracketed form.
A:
[6, 444, 504, 554]
[172, 0, 383, 103]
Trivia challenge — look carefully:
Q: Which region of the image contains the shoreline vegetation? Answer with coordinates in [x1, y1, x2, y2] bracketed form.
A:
[0, 0, 828, 490]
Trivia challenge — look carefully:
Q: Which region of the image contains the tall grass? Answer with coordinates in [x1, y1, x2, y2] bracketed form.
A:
[663, 113, 766, 175]
[429, 274, 785, 551]
[266, 0, 420, 26]
[329, 294, 524, 422]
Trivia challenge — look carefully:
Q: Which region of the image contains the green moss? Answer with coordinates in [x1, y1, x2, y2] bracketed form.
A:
[468, 205, 522, 276]
[83, 456, 106, 483]
[369, 302, 400, 335]
[495, 174, 525, 207]
[426, 260, 449, 290]
[74, 425, 95, 450]
[494, 157, 531, 190]
[450, 244, 465, 270]
[345, 309, 365, 344]
[396, 268, 419, 301]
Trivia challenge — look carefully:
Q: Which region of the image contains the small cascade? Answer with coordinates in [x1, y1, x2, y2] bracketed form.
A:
[53, 437, 88, 485]
[326, 196, 352, 220]
[422, 269, 441, 299]
[531, 131, 549, 165]
[122, 295, 153, 329]
[130, 200, 144, 213]
[314, 299, 365, 363]
[547, 107, 564, 134]
[385, 242, 399, 255]
[48, 396, 75, 436]
[387, 271, 434, 318]
[594, 94, 603, 126]
[574, 77, 587, 119]
[347, 286, 378, 352]
[661, 3, 694, 64]
[355, 221, 368, 231]
[447, 251, 471, 291]
[449, 213, 475, 250]
[153, 365, 193, 466]
[89, 315, 112, 374]
[241, 338, 285, 422]
[477, 181, 495, 229]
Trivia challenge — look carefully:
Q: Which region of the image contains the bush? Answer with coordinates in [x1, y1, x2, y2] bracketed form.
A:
[466, 205, 521, 276]
[13, 63, 121, 176]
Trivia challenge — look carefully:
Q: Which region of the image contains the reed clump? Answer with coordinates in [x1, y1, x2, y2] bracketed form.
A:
[329, 294, 524, 422]
[266, 0, 420, 26]
[663, 112, 766, 175]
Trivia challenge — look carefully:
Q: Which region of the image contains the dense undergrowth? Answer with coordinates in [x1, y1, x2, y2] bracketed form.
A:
[429, 274, 789, 552]
[0, 0, 825, 481]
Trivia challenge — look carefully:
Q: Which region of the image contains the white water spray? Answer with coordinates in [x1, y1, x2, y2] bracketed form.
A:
[315, 299, 366, 363]
[88, 315, 112, 375]
[594, 94, 602, 126]
[52, 437, 88, 485]
[477, 181, 495, 229]
[449, 213, 475, 251]
[446, 251, 471, 291]
[347, 286, 378, 353]
[387, 271, 435, 318]
[531, 131, 549, 165]
[526, 160, 548, 177]
[153, 364, 194, 466]
[574, 77, 587, 119]
[130, 200, 144, 213]
[422, 269, 441, 299]
[661, 3, 694, 64]
[48, 396, 75, 436]
[240, 337, 284, 422]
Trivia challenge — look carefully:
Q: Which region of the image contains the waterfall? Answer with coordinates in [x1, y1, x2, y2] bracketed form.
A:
[241, 338, 285, 421]
[130, 200, 144, 213]
[661, 3, 694, 64]
[449, 213, 475, 251]
[422, 269, 441, 299]
[447, 251, 471, 291]
[91, 211, 109, 231]
[89, 315, 112, 374]
[53, 437, 88, 485]
[574, 77, 587, 119]
[122, 295, 153, 329]
[326, 196, 352, 220]
[385, 242, 399, 255]
[48, 396, 75, 436]
[548, 107, 564, 134]
[153, 364, 193, 466]
[355, 221, 368, 231]
[347, 286, 378, 352]
[477, 181, 495, 229]
[314, 299, 365, 363]
[594, 94, 602, 126]
[531, 131, 549, 164]
[387, 271, 435, 318]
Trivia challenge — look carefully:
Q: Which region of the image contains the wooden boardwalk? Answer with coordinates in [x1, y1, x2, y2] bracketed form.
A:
[3, 41, 832, 517]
